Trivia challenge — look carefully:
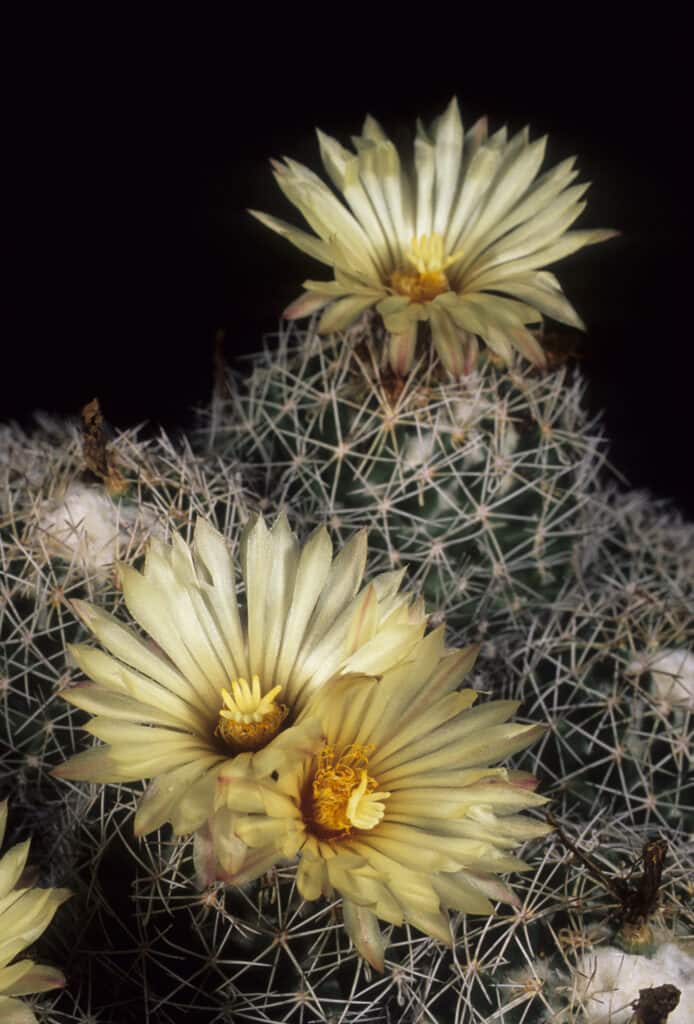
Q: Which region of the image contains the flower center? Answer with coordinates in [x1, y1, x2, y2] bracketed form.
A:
[309, 744, 390, 838]
[216, 674, 289, 752]
[390, 232, 465, 304]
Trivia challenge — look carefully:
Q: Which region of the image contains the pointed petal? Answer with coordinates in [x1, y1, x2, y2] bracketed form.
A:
[342, 899, 385, 972]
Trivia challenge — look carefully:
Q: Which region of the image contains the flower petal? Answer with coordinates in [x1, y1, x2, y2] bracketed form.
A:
[341, 900, 385, 972]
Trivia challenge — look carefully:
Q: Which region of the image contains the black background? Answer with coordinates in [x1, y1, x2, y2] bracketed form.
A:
[6, 17, 693, 516]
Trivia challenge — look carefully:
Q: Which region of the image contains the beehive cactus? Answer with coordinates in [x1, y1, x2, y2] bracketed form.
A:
[0, 415, 251, 1022]
[199, 322, 606, 641]
[2, 97, 692, 1024]
[501, 488, 694, 832]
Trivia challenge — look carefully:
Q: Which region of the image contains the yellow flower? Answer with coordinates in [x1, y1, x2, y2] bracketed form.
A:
[53, 515, 426, 837]
[251, 97, 617, 376]
[216, 630, 551, 967]
[0, 801, 71, 1024]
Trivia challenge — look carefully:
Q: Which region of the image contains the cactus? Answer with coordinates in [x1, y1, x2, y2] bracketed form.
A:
[0, 414, 248, 1022]
[2, 245, 693, 1021]
[199, 321, 607, 641]
[501, 488, 694, 832]
[4, 366, 694, 1021]
[21, 806, 692, 1022]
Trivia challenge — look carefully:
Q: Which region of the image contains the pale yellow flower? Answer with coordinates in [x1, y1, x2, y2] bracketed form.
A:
[216, 630, 550, 967]
[0, 801, 71, 1024]
[252, 97, 617, 376]
[53, 515, 426, 837]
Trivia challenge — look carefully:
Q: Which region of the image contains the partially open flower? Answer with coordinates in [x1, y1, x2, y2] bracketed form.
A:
[52, 516, 426, 837]
[216, 629, 550, 966]
[251, 97, 617, 376]
[0, 801, 71, 1024]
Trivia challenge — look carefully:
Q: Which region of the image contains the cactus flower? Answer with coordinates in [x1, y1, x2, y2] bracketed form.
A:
[52, 516, 426, 837]
[251, 97, 617, 376]
[0, 801, 71, 1024]
[216, 630, 550, 966]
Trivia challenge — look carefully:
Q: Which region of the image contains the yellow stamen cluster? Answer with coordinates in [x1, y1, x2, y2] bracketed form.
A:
[390, 232, 465, 304]
[217, 675, 289, 752]
[310, 744, 390, 836]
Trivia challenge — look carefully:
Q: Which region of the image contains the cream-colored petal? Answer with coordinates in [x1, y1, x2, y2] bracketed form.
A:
[432, 874, 494, 915]
[465, 228, 619, 291]
[50, 744, 124, 783]
[61, 681, 204, 733]
[471, 187, 589, 274]
[202, 809, 247, 880]
[433, 97, 464, 238]
[317, 132, 392, 275]
[358, 834, 463, 873]
[496, 274, 586, 330]
[341, 900, 385, 972]
[369, 690, 478, 773]
[235, 815, 298, 850]
[248, 718, 323, 782]
[376, 824, 530, 874]
[133, 757, 222, 836]
[274, 526, 333, 691]
[417, 644, 480, 704]
[283, 290, 333, 319]
[215, 840, 283, 888]
[464, 133, 547, 251]
[453, 159, 579, 279]
[403, 906, 452, 946]
[0, 996, 38, 1024]
[192, 518, 248, 681]
[414, 121, 435, 240]
[67, 645, 211, 734]
[346, 841, 442, 908]
[303, 278, 362, 298]
[328, 683, 382, 754]
[273, 162, 380, 277]
[248, 209, 336, 266]
[388, 323, 418, 377]
[262, 514, 301, 685]
[356, 629, 448, 747]
[444, 138, 506, 253]
[0, 961, 65, 996]
[0, 887, 71, 966]
[241, 514, 272, 680]
[0, 960, 37, 996]
[296, 852, 328, 901]
[318, 294, 379, 333]
[377, 715, 535, 779]
[357, 141, 407, 266]
[460, 870, 522, 907]
[84, 718, 199, 747]
[118, 564, 220, 714]
[299, 530, 367, 663]
[0, 842, 30, 903]
[429, 305, 466, 377]
[342, 621, 424, 677]
[70, 601, 203, 709]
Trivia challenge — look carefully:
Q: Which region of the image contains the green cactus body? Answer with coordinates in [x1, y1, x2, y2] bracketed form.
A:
[502, 490, 694, 832]
[201, 326, 606, 642]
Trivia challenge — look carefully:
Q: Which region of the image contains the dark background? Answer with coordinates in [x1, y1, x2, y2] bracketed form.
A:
[6, 20, 693, 516]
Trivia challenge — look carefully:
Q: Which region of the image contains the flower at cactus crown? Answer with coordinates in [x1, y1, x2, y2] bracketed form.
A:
[52, 515, 427, 838]
[0, 801, 71, 1023]
[216, 629, 551, 965]
[251, 97, 617, 377]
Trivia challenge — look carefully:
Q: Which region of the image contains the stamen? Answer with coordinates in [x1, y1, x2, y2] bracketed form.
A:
[310, 744, 390, 837]
[217, 675, 289, 752]
[389, 232, 464, 303]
